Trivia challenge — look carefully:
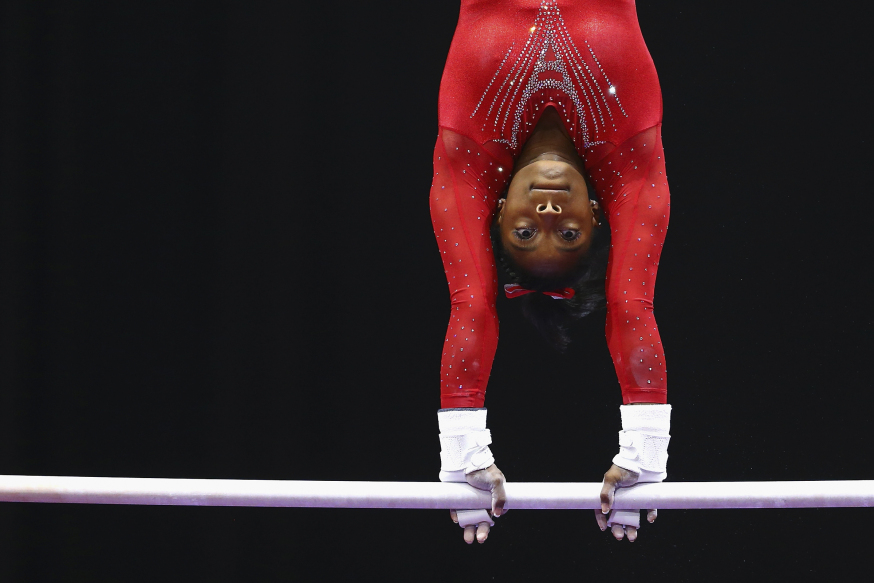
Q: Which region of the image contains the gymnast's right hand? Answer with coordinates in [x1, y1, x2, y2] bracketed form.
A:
[449, 464, 508, 544]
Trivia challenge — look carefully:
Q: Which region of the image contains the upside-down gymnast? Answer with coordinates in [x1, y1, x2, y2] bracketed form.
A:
[431, 0, 672, 544]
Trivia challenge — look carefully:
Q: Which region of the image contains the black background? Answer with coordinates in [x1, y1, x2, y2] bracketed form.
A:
[1, 1, 871, 581]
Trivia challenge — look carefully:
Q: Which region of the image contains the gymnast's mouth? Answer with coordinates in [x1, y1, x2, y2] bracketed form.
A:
[530, 185, 570, 193]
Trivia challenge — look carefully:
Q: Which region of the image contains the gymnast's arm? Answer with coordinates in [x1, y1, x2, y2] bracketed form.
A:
[429, 129, 502, 410]
[588, 126, 672, 541]
[430, 128, 509, 544]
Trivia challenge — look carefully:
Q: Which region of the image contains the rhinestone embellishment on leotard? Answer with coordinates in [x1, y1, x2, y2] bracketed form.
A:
[470, 0, 627, 149]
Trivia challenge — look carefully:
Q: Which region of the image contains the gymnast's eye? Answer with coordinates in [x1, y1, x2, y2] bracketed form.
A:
[514, 227, 536, 240]
[559, 229, 581, 241]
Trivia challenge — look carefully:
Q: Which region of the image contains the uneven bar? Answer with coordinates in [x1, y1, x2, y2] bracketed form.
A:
[0, 476, 872, 509]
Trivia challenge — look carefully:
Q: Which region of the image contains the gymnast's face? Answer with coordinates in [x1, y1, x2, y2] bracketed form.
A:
[497, 157, 600, 278]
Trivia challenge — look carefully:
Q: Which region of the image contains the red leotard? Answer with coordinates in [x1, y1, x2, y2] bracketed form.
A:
[431, 0, 669, 408]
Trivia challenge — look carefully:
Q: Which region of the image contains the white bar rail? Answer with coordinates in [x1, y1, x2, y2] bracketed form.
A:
[1, 476, 873, 509]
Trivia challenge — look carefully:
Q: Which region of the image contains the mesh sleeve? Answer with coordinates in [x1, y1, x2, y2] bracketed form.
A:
[588, 125, 670, 404]
[429, 129, 505, 408]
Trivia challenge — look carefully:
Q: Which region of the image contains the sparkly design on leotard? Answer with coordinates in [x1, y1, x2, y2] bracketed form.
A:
[470, 0, 627, 149]
[432, 0, 669, 408]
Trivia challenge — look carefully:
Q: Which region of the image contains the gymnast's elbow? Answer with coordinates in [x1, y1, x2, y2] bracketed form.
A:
[448, 290, 497, 321]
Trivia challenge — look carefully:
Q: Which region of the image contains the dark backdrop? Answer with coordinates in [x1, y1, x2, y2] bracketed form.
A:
[1, 1, 871, 580]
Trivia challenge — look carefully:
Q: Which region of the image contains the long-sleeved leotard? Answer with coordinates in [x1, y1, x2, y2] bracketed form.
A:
[431, 0, 669, 408]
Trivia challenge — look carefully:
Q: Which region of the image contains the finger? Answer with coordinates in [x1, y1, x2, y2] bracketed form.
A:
[450, 509, 458, 523]
[599, 479, 615, 515]
[626, 525, 638, 542]
[611, 524, 625, 541]
[491, 477, 508, 517]
[594, 509, 608, 531]
[647, 509, 658, 523]
[476, 521, 490, 544]
[466, 465, 509, 517]
[463, 524, 476, 544]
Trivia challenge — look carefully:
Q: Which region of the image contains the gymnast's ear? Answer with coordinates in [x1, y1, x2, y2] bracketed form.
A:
[591, 199, 601, 227]
[497, 198, 506, 225]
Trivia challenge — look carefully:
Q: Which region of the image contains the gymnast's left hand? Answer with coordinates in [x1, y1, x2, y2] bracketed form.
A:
[594, 463, 658, 542]
[449, 464, 508, 544]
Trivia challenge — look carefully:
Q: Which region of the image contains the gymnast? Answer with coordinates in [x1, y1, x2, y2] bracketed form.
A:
[431, 0, 671, 544]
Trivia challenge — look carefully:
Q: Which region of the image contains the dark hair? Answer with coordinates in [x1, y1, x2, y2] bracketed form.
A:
[491, 202, 610, 353]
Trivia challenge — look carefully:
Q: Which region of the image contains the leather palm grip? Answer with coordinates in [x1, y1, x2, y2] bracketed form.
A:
[456, 509, 495, 528]
[606, 509, 640, 529]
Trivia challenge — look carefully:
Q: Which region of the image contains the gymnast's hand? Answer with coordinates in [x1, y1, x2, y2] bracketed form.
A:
[594, 463, 658, 542]
[449, 464, 508, 544]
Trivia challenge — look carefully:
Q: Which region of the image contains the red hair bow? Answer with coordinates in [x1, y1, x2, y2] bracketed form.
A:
[504, 284, 575, 300]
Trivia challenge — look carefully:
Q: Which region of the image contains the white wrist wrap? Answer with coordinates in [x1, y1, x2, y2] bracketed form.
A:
[437, 408, 495, 482]
[611, 404, 671, 483]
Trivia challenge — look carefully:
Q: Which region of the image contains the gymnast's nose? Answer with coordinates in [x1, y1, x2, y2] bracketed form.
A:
[536, 201, 562, 214]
